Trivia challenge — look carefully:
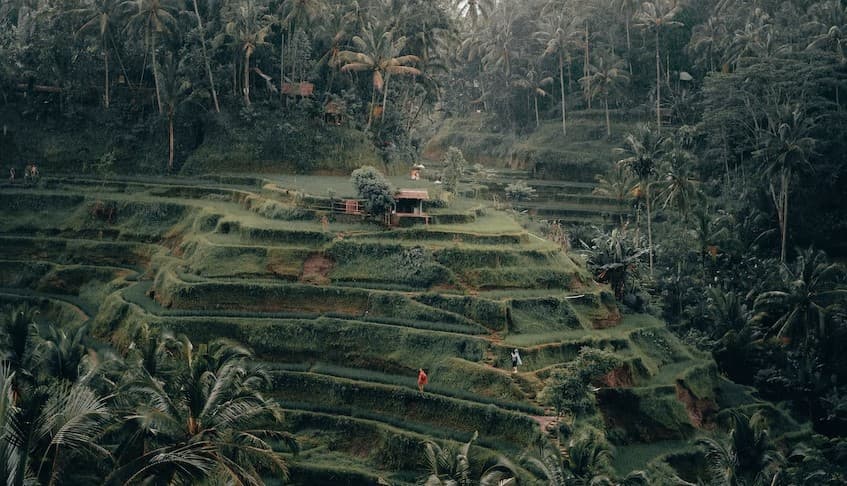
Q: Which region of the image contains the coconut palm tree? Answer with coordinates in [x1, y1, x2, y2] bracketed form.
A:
[634, 0, 684, 133]
[1, 305, 38, 378]
[593, 164, 636, 228]
[315, 2, 355, 92]
[279, 0, 328, 84]
[564, 432, 614, 485]
[74, 0, 122, 109]
[159, 50, 190, 171]
[512, 68, 553, 129]
[1, 308, 114, 486]
[420, 431, 516, 485]
[535, 6, 582, 136]
[35, 322, 89, 383]
[580, 53, 629, 139]
[615, 123, 670, 276]
[697, 410, 783, 486]
[0, 364, 23, 485]
[656, 148, 700, 221]
[122, 0, 179, 113]
[753, 248, 847, 353]
[688, 16, 729, 72]
[753, 105, 816, 262]
[336, 25, 421, 130]
[585, 226, 648, 300]
[188, 0, 220, 112]
[611, 0, 640, 53]
[222, 0, 274, 106]
[109, 334, 296, 485]
[453, 0, 494, 29]
[805, 0, 847, 62]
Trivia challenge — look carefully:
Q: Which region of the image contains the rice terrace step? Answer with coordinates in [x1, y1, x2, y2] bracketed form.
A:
[1, 174, 730, 483]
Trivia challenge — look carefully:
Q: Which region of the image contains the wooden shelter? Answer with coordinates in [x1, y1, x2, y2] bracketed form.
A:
[390, 189, 430, 226]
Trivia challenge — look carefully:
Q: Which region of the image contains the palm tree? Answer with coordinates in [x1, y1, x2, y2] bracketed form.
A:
[1, 305, 38, 378]
[707, 287, 747, 339]
[611, 0, 640, 53]
[753, 248, 847, 353]
[109, 334, 296, 485]
[564, 434, 614, 486]
[337, 25, 421, 130]
[453, 0, 494, 29]
[805, 0, 847, 62]
[316, 2, 355, 92]
[593, 163, 636, 227]
[512, 68, 553, 128]
[615, 124, 669, 276]
[580, 53, 629, 139]
[279, 0, 327, 85]
[35, 322, 89, 383]
[188, 0, 220, 112]
[0, 309, 114, 486]
[656, 148, 700, 220]
[535, 7, 582, 136]
[634, 0, 684, 133]
[223, 0, 274, 106]
[688, 16, 729, 72]
[697, 411, 783, 486]
[160, 50, 190, 171]
[122, 0, 179, 113]
[0, 364, 23, 485]
[753, 105, 816, 262]
[420, 431, 516, 485]
[586, 226, 648, 300]
[74, 0, 121, 109]
[805, 0, 847, 107]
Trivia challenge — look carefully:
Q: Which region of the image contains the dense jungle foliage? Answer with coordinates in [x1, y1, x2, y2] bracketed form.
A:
[2, 0, 847, 484]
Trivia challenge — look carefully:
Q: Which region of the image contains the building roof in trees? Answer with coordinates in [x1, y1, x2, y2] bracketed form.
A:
[395, 189, 429, 200]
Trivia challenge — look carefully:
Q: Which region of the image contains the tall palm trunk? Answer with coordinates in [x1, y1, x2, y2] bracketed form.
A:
[558, 53, 567, 136]
[604, 95, 611, 139]
[151, 31, 163, 113]
[584, 22, 591, 109]
[243, 45, 253, 105]
[780, 170, 789, 262]
[365, 83, 376, 131]
[534, 93, 540, 128]
[646, 181, 654, 276]
[655, 28, 661, 132]
[280, 29, 286, 95]
[381, 74, 391, 118]
[191, 0, 220, 112]
[168, 105, 175, 171]
[103, 43, 110, 109]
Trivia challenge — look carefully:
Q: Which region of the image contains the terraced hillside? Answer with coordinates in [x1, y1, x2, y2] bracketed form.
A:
[0, 175, 734, 484]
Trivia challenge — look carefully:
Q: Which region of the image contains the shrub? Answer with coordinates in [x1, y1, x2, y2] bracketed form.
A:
[504, 181, 536, 201]
[351, 166, 394, 215]
[539, 347, 623, 416]
[441, 146, 467, 193]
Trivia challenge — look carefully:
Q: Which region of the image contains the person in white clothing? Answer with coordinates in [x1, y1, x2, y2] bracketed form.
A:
[511, 349, 522, 373]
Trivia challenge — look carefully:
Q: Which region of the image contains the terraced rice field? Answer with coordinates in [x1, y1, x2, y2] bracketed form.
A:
[0, 174, 727, 484]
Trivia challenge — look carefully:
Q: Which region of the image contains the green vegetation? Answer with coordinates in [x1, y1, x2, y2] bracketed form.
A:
[2, 0, 847, 483]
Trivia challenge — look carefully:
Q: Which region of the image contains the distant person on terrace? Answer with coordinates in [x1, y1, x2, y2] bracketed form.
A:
[417, 368, 428, 393]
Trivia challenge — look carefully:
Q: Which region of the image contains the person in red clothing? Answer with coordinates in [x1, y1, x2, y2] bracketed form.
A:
[417, 368, 428, 393]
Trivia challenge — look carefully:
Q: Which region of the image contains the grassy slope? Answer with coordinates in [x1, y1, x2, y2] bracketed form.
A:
[423, 113, 643, 182]
[0, 175, 737, 483]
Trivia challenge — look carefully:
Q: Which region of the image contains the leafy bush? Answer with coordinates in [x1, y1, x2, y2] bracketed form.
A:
[539, 347, 623, 416]
[351, 166, 394, 215]
[504, 181, 536, 201]
[441, 146, 467, 192]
